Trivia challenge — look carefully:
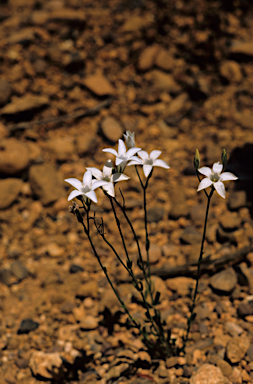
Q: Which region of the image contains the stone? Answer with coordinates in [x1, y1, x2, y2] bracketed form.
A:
[141, 243, 161, 264]
[101, 116, 123, 142]
[229, 40, 253, 56]
[166, 277, 195, 297]
[217, 359, 233, 377]
[0, 268, 12, 286]
[105, 363, 130, 381]
[0, 178, 23, 209]
[0, 79, 12, 106]
[80, 315, 99, 330]
[17, 319, 39, 334]
[10, 261, 28, 281]
[29, 164, 65, 205]
[225, 322, 244, 337]
[147, 206, 165, 222]
[219, 212, 241, 231]
[180, 226, 202, 245]
[138, 44, 161, 71]
[237, 301, 253, 317]
[220, 61, 242, 83]
[121, 15, 152, 32]
[29, 351, 63, 380]
[0, 94, 48, 116]
[46, 243, 65, 258]
[46, 137, 75, 161]
[7, 28, 35, 45]
[49, 8, 86, 24]
[210, 268, 237, 293]
[155, 49, 174, 71]
[238, 263, 253, 294]
[226, 335, 250, 363]
[69, 264, 84, 273]
[166, 93, 188, 116]
[76, 281, 99, 299]
[149, 70, 181, 93]
[190, 363, 226, 384]
[228, 190, 247, 210]
[0, 138, 30, 176]
[83, 73, 114, 96]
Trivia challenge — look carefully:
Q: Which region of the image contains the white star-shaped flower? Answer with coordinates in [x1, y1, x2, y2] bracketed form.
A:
[102, 139, 141, 172]
[197, 161, 238, 198]
[87, 160, 130, 197]
[127, 150, 170, 177]
[123, 131, 135, 149]
[65, 170, 107, 203]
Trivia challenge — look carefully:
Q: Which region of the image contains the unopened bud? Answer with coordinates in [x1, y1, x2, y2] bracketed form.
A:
[221, 149, 227, 169]
[194, 149, 200, 170]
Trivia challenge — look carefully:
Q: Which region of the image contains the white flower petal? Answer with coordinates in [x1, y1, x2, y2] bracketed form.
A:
[212, 162, 223, 175]
[65, 178, 83, 191]
[86, 167, 103, 180]
[67, 189, 83, 201]
[219, 172, 238, 181]
[112, 173, 130, 182]
[153, 159, 170, 169]
[102, 148, 118, 157]
[126, 147, 141, 158]
[85, 190, 98, 203]
[103, 183, 115, 197]
[83, 170, 92, 187]
[213, 181, 225, 198]
[92, 180, 108, 190]
[197, 177, 213, 191]
[198, 166, 212, 178]
[150, 150, 162, 160]
[127, 160, 142, 166]
[138, 150, 149, 160]
[102, 166, 111, 178]
[117, 139, 126, 156]
[143, 164, 153, 177]
[115, 157, 125, 166]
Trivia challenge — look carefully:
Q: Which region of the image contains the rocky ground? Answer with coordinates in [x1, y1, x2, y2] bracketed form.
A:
[0, 0, 253, 383]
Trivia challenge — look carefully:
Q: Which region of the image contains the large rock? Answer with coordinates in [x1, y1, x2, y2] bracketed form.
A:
[226, 335, 250, 363]
[210, 267, 237, 294]
[83, 73, 114, 96]
[101, 116, 123, 142]
[29, 164, 65, 205]
[149, 70, 181, 93]
[138, 44, 161, 71]
[0, 94, 48, 116]
[29, 351, 63, 380]
[0, 138, 30, 176]
[190, 364, 226, 384]
[0, 178, 23, 209]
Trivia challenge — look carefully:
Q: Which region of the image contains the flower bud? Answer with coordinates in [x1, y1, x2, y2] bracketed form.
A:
[194, 149, 200, 170]
[221, 149, 227, 169]
[123, 131, 135, 149]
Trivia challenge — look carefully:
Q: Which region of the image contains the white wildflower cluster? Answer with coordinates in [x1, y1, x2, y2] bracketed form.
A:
[65, 131, 170, 203]
[65, 131, 238, 203]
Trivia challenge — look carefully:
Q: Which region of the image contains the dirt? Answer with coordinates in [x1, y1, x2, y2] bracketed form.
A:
[0, 0, 253, 383]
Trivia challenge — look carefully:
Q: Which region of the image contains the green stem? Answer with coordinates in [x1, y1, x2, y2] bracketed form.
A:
[135, 166, 154, 302]
[183, 186, 214, 347]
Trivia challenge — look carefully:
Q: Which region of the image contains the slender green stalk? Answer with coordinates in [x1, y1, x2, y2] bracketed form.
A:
[183, 186, 214, 348]
[76, 202, 141, 330]
[135, 166, 154, 302]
